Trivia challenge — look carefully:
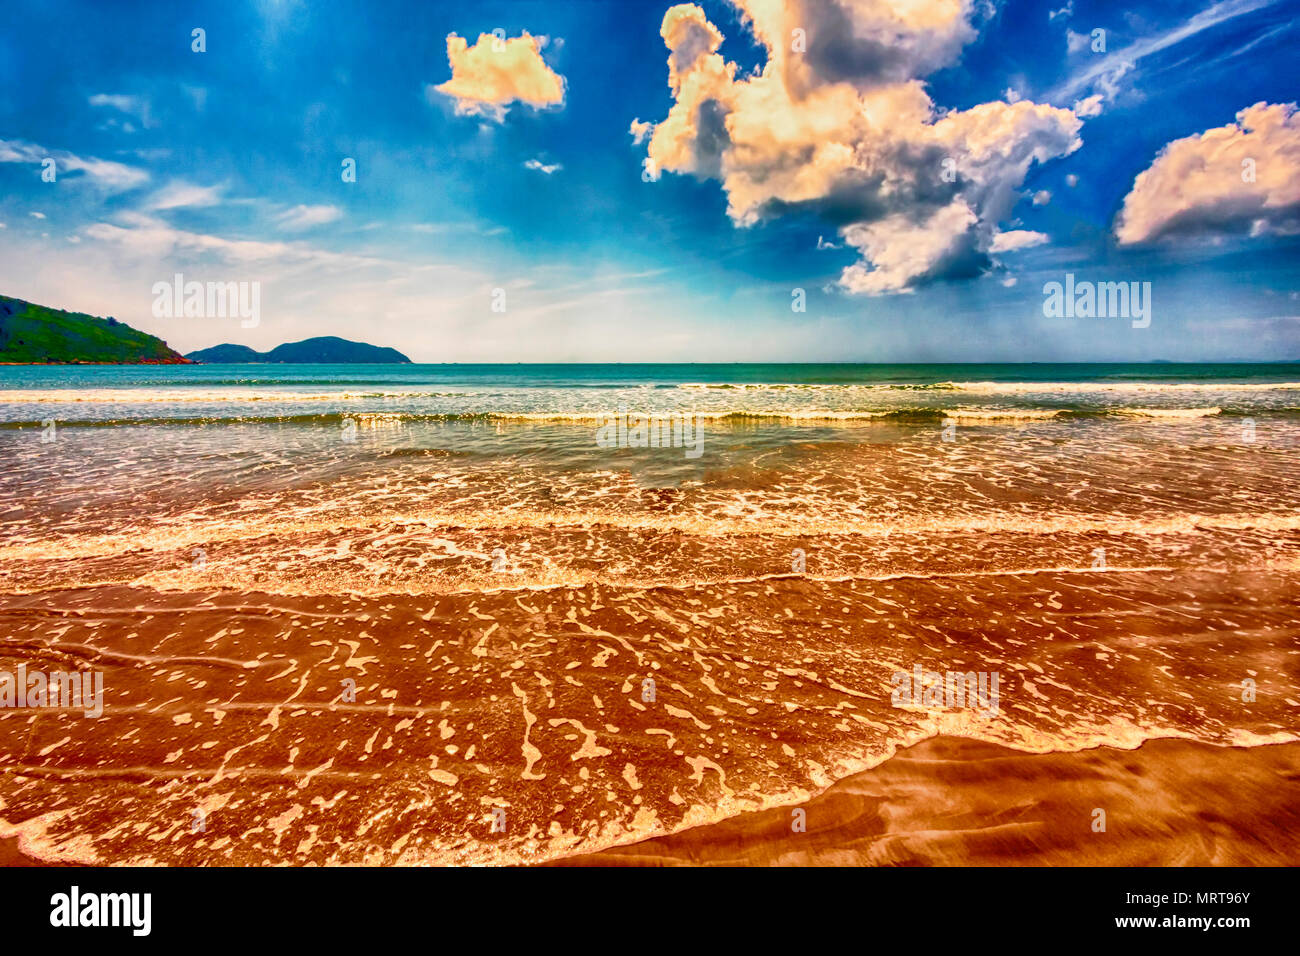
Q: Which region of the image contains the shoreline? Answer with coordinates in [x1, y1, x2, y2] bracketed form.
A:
[547, 736, 1300, 866]
[7, 735, 1295, 866]
[0, 359, 194, 366]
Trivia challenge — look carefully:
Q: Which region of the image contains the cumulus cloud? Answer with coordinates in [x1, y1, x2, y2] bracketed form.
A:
[1115, 101, 1300, 244]
[840, 200, 980, 295]
[634, 1, 1083, 294]
[990, 229, 1049, 253]
[1032, 189, 1052, 206]
[629, 118, 654, 144]
[1073, 93, 1104, 118]
[274, 204, 343, 231]
[432, 32, 565, 121]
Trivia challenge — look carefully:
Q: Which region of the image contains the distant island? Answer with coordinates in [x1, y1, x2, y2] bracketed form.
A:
[1, 295, 188, 364]
[187, 337, 411, 364]
[0, 293, 411, 364]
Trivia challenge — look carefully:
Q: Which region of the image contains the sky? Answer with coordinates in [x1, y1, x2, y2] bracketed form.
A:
[0, 0, 1297, 362]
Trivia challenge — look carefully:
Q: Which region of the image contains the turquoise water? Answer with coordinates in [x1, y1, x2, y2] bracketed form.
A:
[1, 362, 1298, 429]
[2, 359, 1297, 534]
[2, 361, 1298, 391]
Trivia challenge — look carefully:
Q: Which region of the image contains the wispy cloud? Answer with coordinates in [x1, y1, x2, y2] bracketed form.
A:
[0, 137, 148, 191]
[181, 85, 208, 112]
[1050, 0, 1280, 106]
[523, 158, 561, 175]
[274, 204, 343, 231]
[88, 92, 156, 129]
[145, 180, 225, 210]
[82, 211, 382, 273]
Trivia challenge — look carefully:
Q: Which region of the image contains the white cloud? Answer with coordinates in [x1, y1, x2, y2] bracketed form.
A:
[1073, 94, 1104, 118]
[274, 204, 343, 231]
[523, 158, 562, 174]
[990, 229, 1049, 253]
[432, 32, 565, 121]
[839, 200, 979, 295]
[1032, 189, 1052, 206]
[1116, 101, 1300, 244]
[629, 118, 654, 144]
[82, 212, 380, 272]
[88, 93, 155, 128]
[146, 181, 225, 210]
[0, 137, 148, 191]
[29, 212, 46, 219]
[635, 1, 1082, 294]
[1053, 0, 1279, 108]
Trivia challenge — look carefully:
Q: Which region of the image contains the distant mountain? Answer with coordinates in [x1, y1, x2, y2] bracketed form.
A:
[187, 336, 411, 364]
[0, 295, 188, 364]
[265, 337, 411, 363]
[184, 343, 265, 363]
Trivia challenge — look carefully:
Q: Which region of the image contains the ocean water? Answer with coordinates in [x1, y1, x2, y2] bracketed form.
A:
[1, 363, 1298, 864]
[2, 361, 1298, 569]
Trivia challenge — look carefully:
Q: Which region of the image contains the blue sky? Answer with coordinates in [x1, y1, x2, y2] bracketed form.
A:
[0, 0, 1297, 361]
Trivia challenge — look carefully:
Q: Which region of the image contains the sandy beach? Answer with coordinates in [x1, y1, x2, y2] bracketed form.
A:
[5, 0, 1300, 904]
[1, 369, 1297, 866]
[551, 736, 1300, 866]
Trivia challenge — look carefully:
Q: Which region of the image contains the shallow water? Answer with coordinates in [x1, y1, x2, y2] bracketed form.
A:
[1, 364, 1297, 864]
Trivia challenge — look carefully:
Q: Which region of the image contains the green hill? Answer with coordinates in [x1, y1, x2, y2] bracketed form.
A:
[187, 336, 411, 364]
[185, 343, 265, 363]
[0, 295, 188, 364]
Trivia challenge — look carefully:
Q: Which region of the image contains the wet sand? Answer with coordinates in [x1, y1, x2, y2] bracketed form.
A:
[7, 730, 1295, 867]
[0, 559, 1296, 866]
[2, 389, 1298, 866]
[550, 736, 1300, 866]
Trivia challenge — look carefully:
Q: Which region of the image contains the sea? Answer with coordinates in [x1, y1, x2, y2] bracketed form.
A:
[1, 362, 1297, 864]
